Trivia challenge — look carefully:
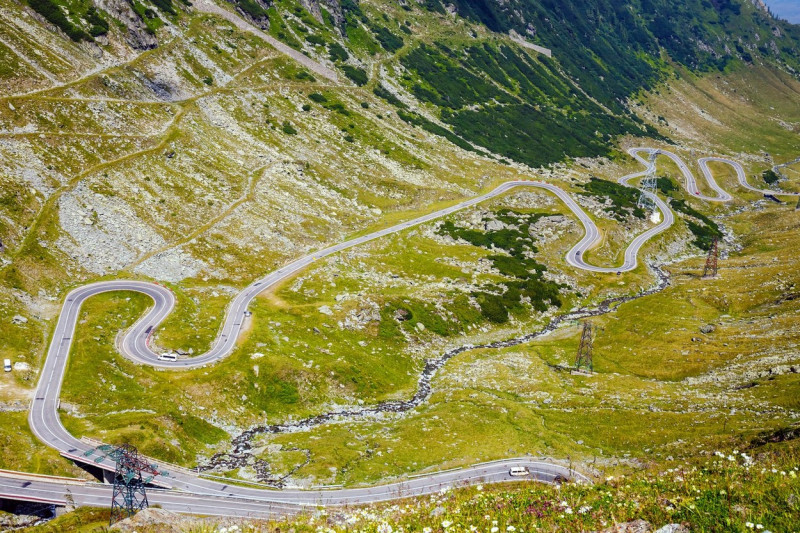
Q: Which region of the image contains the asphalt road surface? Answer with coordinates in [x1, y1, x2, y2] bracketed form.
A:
[24, 148, 773, 516]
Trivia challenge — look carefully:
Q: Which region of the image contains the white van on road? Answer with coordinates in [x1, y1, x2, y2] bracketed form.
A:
[509, 466, 530, 477]
[158, 353, 177, 362]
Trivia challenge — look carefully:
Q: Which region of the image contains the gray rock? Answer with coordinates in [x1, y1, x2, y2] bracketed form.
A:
[700, 324, 716, 334]
[654, 525, 690, 533]
[429, 506, 445, 517]
[484, 219, 506, 231]
[12, 315, 28, 324]
[600, 520, 652, 533]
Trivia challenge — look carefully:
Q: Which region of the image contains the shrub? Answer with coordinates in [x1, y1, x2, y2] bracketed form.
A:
[369, 24, 404, 52]
[282, 121, 297, 135]
[328, 42, 350, 62]
[580, 177, 645, 220]
[305, 33, 326, 45]
[27, 0, 90, 41]
[373, 84, 407, 109]
[342, 65, 368, 86]
[762, 169, 780, 185]
[308, 92, 327, 103]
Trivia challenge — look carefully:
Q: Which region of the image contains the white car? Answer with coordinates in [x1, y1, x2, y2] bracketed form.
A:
[509, 467, 530, 477]
[158, 353, 177, 362]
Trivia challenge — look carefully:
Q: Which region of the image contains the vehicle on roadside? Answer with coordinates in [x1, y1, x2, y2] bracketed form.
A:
[3, 359, 11, 372]
[158, 353, 177, 362]
[509, 466, 530, 477]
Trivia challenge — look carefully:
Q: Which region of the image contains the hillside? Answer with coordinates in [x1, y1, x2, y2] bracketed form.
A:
[0, 0, 799, 529]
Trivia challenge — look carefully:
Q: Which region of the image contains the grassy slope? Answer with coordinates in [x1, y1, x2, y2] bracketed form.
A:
[0, 0, 798, 508]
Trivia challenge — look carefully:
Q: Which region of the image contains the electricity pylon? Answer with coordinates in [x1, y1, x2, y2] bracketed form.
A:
[703, 237, 719, 278]
[574, 321, 594, 372]
[637, 150, 659, 213]
[84, 443, 165, 525]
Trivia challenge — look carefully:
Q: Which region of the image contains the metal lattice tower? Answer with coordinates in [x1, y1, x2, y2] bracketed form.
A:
[637, 150, 659, 213]
[84, 443, 163, 525]
[574, 321, 594, 372]
[703, 237, 719, 278]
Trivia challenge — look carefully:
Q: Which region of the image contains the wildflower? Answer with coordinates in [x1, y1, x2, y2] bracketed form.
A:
[606, 476, 614, 481]
[377, 524, 393, 533]
[477, 484, 484, 491]
[745, 523, 754, 529]
[578, 505, 591, 514]
[470, 527, 478, 532]
[484, 516, 491, 521]
[756, 526, 763, 530]
[790, 471, 797, 479]
[423, 528, 432, 533]
[728, 455, 736, 462]
[507, 527, 516, 532]
[491, 528, 499, 533]
[565, 508, 573, 515]
[442, 521, 452, 529]
[719, 490, 726, 495]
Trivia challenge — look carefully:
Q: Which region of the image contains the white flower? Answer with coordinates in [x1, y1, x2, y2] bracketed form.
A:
[579, 505, 591, 514]
[491, 528, 499, 533]
[507, 527, 516, 532]
[377, 523, 393, 533]
[719, 490, 726, 495]
[745, 523, 754, 529]
[423, 528, 432, 533]
[476, 484, 483, 491]
[728, 455, 736, 462]
[470, 527, 478, 532]
[442, 521, 452, 529]
[756, 526, 763, 530]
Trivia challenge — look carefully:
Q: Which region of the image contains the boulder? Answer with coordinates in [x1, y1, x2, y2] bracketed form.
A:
[654, 525, 690, 533]
[700, 324, 716, 334]
[600, 520, 652, 533]
[12, 315, 28, 324]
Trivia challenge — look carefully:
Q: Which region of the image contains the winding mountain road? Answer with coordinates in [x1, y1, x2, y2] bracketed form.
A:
[23, 147, 791, 516]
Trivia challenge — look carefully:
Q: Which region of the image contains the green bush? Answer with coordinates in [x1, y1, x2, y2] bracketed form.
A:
[328, 42, 350, 62]
[762, 169, 780, 185]
[282, 121, 298, 135]
[305, 33, 326, 45]
[369, 23, 404, 52]
[27, 0, 90, 41]
[580, 178, 645, 220]
[438, 211, 563, 323]
[309, 92, 327, 103]
[373, 84, 407, 109]
[342, 65, 368, 86]
[670, 199, 722, 250]
[397, 110, 475, 152]
[86, 7, 109, 37]
[234, 0, 267, 18]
